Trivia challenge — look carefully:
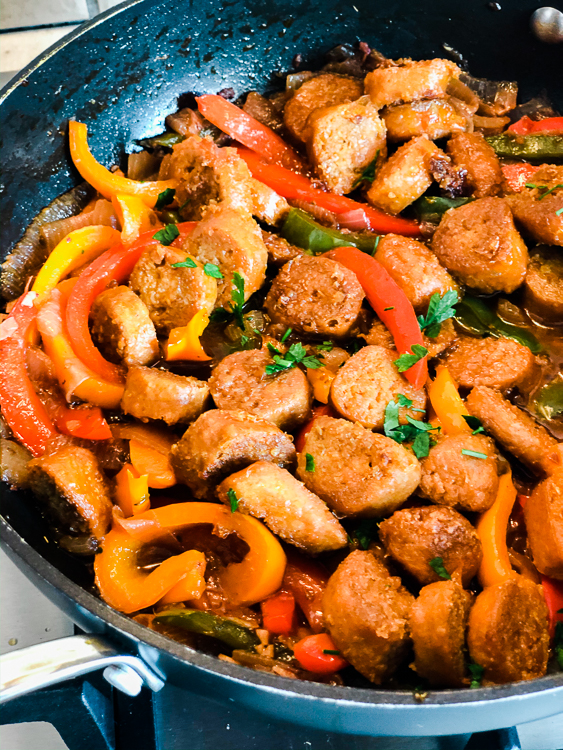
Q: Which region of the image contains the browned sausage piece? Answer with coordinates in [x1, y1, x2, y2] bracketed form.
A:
[217, 461, 347, 554]
[170, 410, 296, 499]
[121, 366, 210, 426]
[330, 345, 427, 430]
[297, 416, 421, 518]
[365, 59, 460, 109]
[283, 73, 364, 143]
[28, 445, 112, 542]
[264, 255, 365, 339]
[410, 580, 473, 687]
[466, 387, 558, 474]
[446, 132, 503, 198]
[322, 550, 414, 684]
[524, 470, 563, 579]
[375, 234, 458, 312]
[505, 166, 563, 247]
[363, 318, 457, 358]
[184, 205, 268, 310]
[418, 433, 500, 513]
[467, 578, 549, 685]
[379, 505, 482, 586]
[209, 349, 312, 431]
[443, 336, 536, 392]
[261, 231, 303, 266]
[90, 286, 159, 367]
[431, 197, 528, 294]
[383, 99, 467, 143]
[524, 248, 563, 323]
[129, 243, 217, 335]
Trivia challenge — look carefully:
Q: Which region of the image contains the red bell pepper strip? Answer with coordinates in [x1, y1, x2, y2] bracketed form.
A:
[65, 223, 196, 384]
[293, 633, 348, 673]
[540, 575, 563, 640]
[508, 116, 563, 135]
[0, 292, 59, 456]
[196, 95, 304, 172]
[261, 590, 297, 635]
[282, 551, 330, 633]
[55, 405, 112, 440]
[295, 404, 335, 453]
[501, 163, 541, 192]
[237, 147, 421, 237]
[324, 246, 428, 389]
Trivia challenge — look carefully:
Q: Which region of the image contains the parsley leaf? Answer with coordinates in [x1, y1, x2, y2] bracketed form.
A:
[227, 488, 239, 513]
[417, 290, 459, 339]
[397, 394, 413, 408]
[354, 519, 379, 550]
[461, 449, 488, 459]
[411, 431, 431, 458]
[526, 182, 563, 200]
[556, 207, 563, 216]
[371, 235, 381, 257]
[351, 150, 380, 190]
[265, 342, 323, 375]
[429, 556, 451, 580]
[384, 399, 439, 449]
[316, 341, 334, 352]
[203, 262, 223, 279]
[153, 224, 180, 246]
[462, 414, 485, 434]
[280, 328, 292, 343]
[394, 344, 428, 372]
[171, 256, 197, 269]
[155, 187, 176, 210]
[468, 662, 485, 689]
[230, 272, 245, 329]
[305, 453, 316, 472]
[323, 649, 341, 655]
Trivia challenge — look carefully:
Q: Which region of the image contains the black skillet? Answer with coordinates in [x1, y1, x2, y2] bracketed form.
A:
[1, 0, 562, 737]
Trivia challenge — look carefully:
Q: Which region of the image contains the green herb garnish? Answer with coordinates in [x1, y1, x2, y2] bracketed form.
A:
[155, 187, 176, 210]
[323, 649, 341, 655]
[371, 235, 381, 256]
[384, 305, 394, 311]
[462, 415, 485, 434]
[383, 398, 438, 458]
[397, 394, 413, 408]
[556, 207, 563, 216]
[171, 256, 197, 269]
[468, 662, 485, 689]
[280, 328, 292, 343]
[417, 290, 459, 339]
[203, 262, 223, 279]
[230, 272, 246, 329]
[351, 151, 379, 190]
[555, 622, 563, 670]
[354, 519, 379, 550]
[153, 224, 180, 246]
[227, 488, 239, 513]
[305, 453, 315, 472]
[461, 449, 488, 459]
[429, 556, 451, 580]
[316, 341, 334, 352]
[526, 182, 563, 199]
[394, 345, 428, 372]
[265, 342, 323, 375]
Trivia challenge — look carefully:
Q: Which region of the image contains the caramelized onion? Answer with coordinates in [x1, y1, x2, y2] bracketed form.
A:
[40, 199, 118, 252]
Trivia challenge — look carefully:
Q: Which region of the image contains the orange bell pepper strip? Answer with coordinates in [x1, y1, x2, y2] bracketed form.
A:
[306, 366, 335, 404]
[129, 439, 176, 489]
[281, 550, 330, 632]
[114, 464, 150, 517]
[0, 292, 59, 456]
[165, 310, 212, 362]
[427, 365, 472, 436]
[112, 194, 160, 246]
[294, 404, 335, 453]
[111, 502, 286, 607]
[261, 590, 297, 635]
[475, 471, 520, 588]
[501, 163, 540, 193]
[293, 633, 349, 673]
[68, 121, 176, 207]
[196, 94, 305, 171]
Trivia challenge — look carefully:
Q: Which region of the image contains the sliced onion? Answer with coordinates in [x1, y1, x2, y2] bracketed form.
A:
[337, 208, 372, 232]
[446, 79, 480, 115]
[40, 200, 118, 252]
[286, 71, 317, 92]
[472, 114, 511, 134]
[127, 150, 162, 181]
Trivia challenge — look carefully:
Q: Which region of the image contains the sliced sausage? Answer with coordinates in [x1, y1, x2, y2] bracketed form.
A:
[322, 550, 414, 684]
[383, 99, 467, 142]
[264, 255, 365, 339]
[129, 243, 217, 335]
[283, 73, 364, 143]
[297, 415, 421, 518]
[28, 445, 112, 542]
[466, 386, 559, 474]
[365, 59, 460, 109]
[418, 433, 500, 513]
[90, 285, 159, 367]
[379, 505, 482, 586]
[217, 461, 347, 554]
[330, 345, 427, 430]
[184, 205, 268, 309]
[446, 131, 503, 198]
[121, 366, 210, 426]
[524, 470, 563, 579]
[366, 135, 442, 215]
[431, 197, 528, 294]
[467, 577, 549, 685]
[170, 409, 296, 499]
[505, 165, 563, 247]
[261, 231, 303, 266]
[524, 247, 563, 323]
[443, 336, 536, 392]
[363, 318, 457, 358]
[410, 580, 473, 687]
[307, 96, 387, 195]
[209, 348, 312, 431]
[375, 233, 458, 312]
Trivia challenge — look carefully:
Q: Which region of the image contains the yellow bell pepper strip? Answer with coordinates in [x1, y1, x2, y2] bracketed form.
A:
[306, 366, 335, 404]
[427, 365, 472, 436]
[129, 439, 177, 489]
[111, 194, 160, 246]
[112, 502, 286, 606]
[165, 310, 212, 362]
[94, 527, 207, 613]
[475, 471, 520, 588]
[68, 121, 176, 207]
[114, 464, 150, 517]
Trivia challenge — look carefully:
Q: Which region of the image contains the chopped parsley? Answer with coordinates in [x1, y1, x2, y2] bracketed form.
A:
[417, 290, 459, 339]
[462, 414, 485, 435]
[556, 207, 563, 216]
[383, 397, 438, 458]
[280, 327, 292, 343]
[203, 262, 223, 279]
[265, 342, 323, 375]
[316, 341, 334, 352]
[526, 182, 563, 199]
[354, 519, 379, 550]
[384, 306, 394, 311]
[227, 488, 239, 513]
[171, 256, 197, 269]
[155, 187, 176, 210]
[305, 453, 316, 472]
[394, 345, 428, 372]
[468, 662, 485, 689]
[323, 649, 341, 656]
[351, 150, 380, 190]
[371, 235, 381, 256]
[555, 621, 563, 669]
[461, 449, 488, 459]
[429, 556, 451, 580]
[153, 223, 180, 245]
[397, 394, 413, 408]
[211, 273, 246, 328]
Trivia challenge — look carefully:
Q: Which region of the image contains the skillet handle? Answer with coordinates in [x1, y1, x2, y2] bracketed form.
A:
[0, 634, 165, 703]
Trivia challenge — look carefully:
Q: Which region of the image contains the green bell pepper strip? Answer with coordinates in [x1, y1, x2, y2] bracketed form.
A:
[412, 196, 474, 224]
[154, 609, 260, 650]
[485, 135, 563, 162]
[281, 208, 381, 255]
[454, 295, 542, 354]
[534, 379, 563, 420]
